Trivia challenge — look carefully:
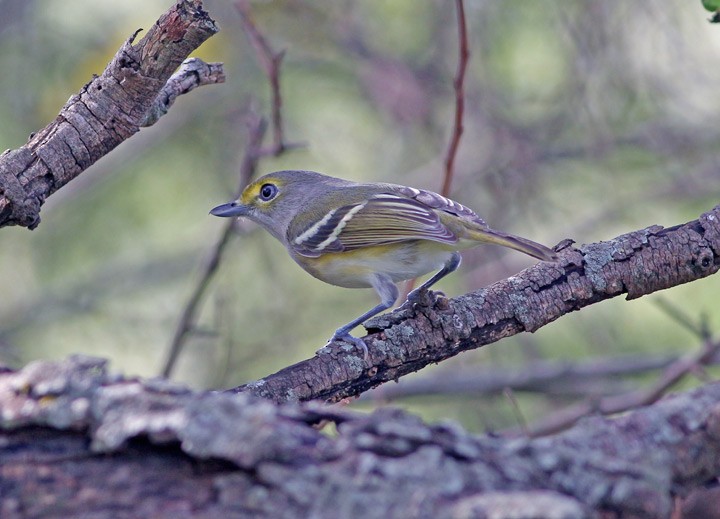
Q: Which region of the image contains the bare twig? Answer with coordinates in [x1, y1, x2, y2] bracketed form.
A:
[235, 0, 304, 155]
[440, 0, 469, 198]
[504, 387, 529, 435]
[653, 296, 711, 341]
[161, 114, 267, 378]
[404, 0, 469, 297]
[141, 58, 225, 127]
[521, 336, 720, 437]
[361, 353, 687, 402]
[163, 2, 301, 377]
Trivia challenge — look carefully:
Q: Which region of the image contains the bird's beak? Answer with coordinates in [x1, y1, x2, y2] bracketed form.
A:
[209, 201, 248, 218]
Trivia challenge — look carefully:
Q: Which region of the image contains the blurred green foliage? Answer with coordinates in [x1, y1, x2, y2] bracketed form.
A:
[1, 0, 719, 431]
[703, 0, 720, 13]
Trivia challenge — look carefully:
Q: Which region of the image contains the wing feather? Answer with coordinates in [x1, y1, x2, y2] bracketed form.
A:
[291, 194, 457, 257]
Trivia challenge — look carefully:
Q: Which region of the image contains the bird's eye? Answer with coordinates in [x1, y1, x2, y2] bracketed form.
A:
[259, 183, 278, 201]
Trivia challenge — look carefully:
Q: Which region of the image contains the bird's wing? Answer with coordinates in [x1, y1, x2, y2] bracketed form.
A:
[290, 194, 458, 257]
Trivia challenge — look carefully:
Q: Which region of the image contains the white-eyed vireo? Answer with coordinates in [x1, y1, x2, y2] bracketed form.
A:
[211, 170, 557, 357]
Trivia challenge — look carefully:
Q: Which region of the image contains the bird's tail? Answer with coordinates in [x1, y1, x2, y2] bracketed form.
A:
[466, 228, 557, 262]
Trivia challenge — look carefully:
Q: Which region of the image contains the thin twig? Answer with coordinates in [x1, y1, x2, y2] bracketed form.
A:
[440, 0, 469, 198]
[161, 114, 267, 378]
[503, 387, 529, 436]
[141, 58, 225, 127]
[361, 353, 684, 402]
[653, 296, 711, 341]
[235, 0, 304, 155]
[403, 0, 469, 298]
[521, 336, 720, 437]
[163, 1, 301, 377]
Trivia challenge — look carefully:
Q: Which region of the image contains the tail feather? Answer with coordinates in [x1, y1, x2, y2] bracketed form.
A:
[467, 228, 557, 262]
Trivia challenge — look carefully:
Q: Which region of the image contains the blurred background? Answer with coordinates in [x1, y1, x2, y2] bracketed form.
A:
[0, 0, 719, 432]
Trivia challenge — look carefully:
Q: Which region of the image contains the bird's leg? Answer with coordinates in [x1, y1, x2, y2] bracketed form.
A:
[326, 273, 399, 360]
[407, 251, 462, 304]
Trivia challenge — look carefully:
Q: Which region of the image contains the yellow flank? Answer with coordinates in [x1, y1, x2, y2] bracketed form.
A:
[292, 240, 457, 288]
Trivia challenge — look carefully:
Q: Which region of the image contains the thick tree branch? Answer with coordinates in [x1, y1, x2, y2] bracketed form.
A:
[233, 205, 720, 403]
[0, 0, 220, 230]
[1, 356, 719, 518]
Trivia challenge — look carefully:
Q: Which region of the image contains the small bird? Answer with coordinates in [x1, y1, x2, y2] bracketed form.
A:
[211, 170, 556, 357]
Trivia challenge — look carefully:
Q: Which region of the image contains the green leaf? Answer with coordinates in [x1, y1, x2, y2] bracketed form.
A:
[702, 0, 720, 13]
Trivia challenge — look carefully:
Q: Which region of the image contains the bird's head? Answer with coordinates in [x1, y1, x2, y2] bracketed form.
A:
[210, 170, 349, 243]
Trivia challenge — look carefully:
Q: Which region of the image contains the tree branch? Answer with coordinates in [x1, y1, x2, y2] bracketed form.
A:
[140, 57, 225, 127]
[523, 335, 720, 437]
[1, 356, 720, 518]
[233, 205, 720, 403]
[0, 0, 220, 230]
[360, 352, 705, 402]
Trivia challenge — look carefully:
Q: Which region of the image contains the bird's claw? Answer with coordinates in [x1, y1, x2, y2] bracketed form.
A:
[321, 332, 369, 361]
[406, 287, 425, 305]
[405, 287, 441, 307]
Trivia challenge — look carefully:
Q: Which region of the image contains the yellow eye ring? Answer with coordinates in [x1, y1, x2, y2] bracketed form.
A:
[259, 183, 278, 201]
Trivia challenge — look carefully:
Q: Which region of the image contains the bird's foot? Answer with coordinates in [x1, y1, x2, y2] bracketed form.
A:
[319, 332, 369, 361]
[405, 287, 443, 308]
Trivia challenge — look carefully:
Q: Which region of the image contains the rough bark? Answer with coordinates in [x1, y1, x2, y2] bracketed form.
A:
[0, 0, 220, 230]
[1, 356, 719, 518]
[233, 205, 720, 404]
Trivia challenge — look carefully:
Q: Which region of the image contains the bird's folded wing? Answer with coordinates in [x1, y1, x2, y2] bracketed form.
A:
[291, 194, 457, 257]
